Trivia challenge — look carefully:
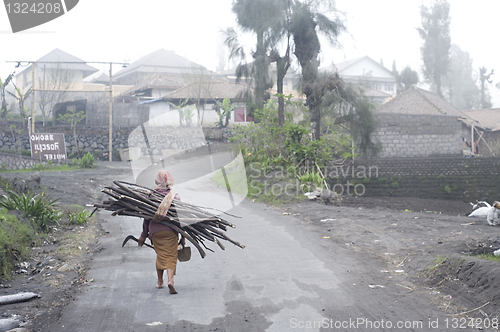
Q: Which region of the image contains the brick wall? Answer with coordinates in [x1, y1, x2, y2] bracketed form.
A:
[374, 113, 463, 158]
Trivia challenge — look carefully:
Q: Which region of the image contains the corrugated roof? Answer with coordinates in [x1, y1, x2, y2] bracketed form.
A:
[162, 81, 250, 101]
[113, 49, 206, 80]
[463, 109, 500, 131]
[17, 48, 98, 78]
[374, 86, 468, 117]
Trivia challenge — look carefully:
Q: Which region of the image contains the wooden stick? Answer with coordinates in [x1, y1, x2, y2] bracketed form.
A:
[453, 301, 490, 316]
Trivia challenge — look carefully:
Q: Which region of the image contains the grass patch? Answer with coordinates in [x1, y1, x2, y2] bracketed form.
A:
[0, 149, 32, 157]
[424, 254, 448, 275]
[212, 161, 307, 205]
[472, 253, 500, 262]
[0, 163, 77, 173]
[0, 208, 39, 279]
[60, 205, 92, 226]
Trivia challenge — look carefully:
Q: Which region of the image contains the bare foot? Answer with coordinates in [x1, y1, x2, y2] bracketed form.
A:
[168, 283, 177, 294]
[156, 282, 164, 289]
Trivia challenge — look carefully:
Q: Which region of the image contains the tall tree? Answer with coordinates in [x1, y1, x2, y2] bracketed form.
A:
[267, 0, 293, 126]
[227, 0, 282, 113]
[418, 0, 451, 98]
[399, 67, 419, 91]
[442, 45, 480, 109]
[392, 61, 419, 93]
[290, 0, 345, 140]
[0, 73, 14, 124]
[479, 67, 494, 109]
[36, 64, 77, 126]
[182, 65, 216, 126]
[8, 82, 32, 128]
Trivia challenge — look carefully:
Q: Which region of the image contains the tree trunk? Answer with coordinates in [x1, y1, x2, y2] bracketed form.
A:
[277, 73, 285, 126]
[310, 104, 320, 141]
[73, 123, 78, 156]
[480, 79, 486, 109]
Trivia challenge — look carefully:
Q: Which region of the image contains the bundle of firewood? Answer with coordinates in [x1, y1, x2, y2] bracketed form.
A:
[92, 180, 245, 258]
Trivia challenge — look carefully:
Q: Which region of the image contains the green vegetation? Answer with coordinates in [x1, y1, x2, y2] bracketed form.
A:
[57, 108, 86, 156]
[444, 185, 451, 194]
[0, 208, 38, 279]
[63, 205, 92, 225]
[229, 100, 356, 199]
[0, 189, 61, 231]
[232, 100, 355, 170]
[0, 188, 96, 279]
[424, 254, 448, 275]
[0, 148, 31, 157]
[79, 152, 95, 168]
[215, 98, 235, 128]
[472, 254, 500, 262]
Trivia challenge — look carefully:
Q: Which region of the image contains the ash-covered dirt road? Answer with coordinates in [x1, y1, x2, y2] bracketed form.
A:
[2, 156, 499, 332]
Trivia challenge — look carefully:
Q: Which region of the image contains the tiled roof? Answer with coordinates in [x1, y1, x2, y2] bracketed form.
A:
[113, 49, 206, 80]
[88, 73, 110, 84]
[463, 109, 500, 131]
[320, 56, 393, 77]
[17, 48, 98, 78]
[374, 86, 468, 117]
[122, 74, 183, 96]
[162, 81, 250, 101]
[354, 85, 391, 98]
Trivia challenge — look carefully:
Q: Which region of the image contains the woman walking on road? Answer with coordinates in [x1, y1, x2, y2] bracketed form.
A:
[138, 170, 185, 294]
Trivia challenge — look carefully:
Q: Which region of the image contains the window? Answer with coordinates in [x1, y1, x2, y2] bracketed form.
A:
[234, 107, 253, 122]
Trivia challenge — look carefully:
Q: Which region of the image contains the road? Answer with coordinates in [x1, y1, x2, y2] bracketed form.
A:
[44, 151, 448, 332]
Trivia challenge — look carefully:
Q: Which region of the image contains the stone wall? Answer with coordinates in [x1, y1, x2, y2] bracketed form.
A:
[0, 125, 209, 160]
[329, 157, 500, 202]
[0, 153, 40, 171]
[374, 113, 463, 158]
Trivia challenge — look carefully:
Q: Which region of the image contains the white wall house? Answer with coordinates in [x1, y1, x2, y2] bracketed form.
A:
[15, 48, 99, 95]
[143, 81, 252, 128]
[321, 56, 397, 104]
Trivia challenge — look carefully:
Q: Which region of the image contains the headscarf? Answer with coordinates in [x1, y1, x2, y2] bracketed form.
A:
[155, 170, 174, 190]
[152, 170, 176, 223]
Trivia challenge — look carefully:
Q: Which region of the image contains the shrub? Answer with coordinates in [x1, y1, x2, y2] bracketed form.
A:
[0, 209, 38, 279]
[0, 189, 61, 231]
[79, 152, 95, 168]
[444, 185, 451, 194]
[67, 208, 91, 225]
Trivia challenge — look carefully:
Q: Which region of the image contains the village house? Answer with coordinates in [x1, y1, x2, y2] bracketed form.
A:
[372, 86, 479, 158]
[14, 48, 134, 126]
[460, 108, 500, 157]
[321, 56, 396, 105]
[140, 81, 251, 128]
[112, 49, 206, 86]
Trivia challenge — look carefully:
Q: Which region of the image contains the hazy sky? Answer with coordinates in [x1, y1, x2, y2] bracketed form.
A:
[1, 0, 499, 106]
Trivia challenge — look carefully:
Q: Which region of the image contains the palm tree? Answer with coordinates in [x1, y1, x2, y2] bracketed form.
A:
[226, 0, 283, 115]
[290, 0, 346, 140]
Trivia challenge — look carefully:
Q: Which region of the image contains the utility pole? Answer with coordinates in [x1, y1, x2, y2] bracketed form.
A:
[108, 62, 113, 162]
[7, 59, 127, 157]
[31, 62, 35, 133]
